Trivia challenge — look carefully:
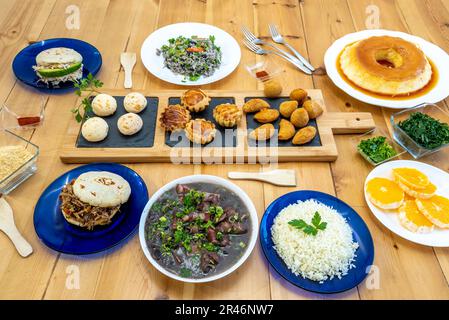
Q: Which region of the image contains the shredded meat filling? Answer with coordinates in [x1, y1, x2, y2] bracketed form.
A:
[59, 180, 121, 230]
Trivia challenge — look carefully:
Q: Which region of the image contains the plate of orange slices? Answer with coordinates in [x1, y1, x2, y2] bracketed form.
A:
[364, 160, 449, 247]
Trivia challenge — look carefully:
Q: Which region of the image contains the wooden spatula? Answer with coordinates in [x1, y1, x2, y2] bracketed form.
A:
[120, 52, 137, 89]
[228, 169, 297, 187]
[0, 196, 33, 257]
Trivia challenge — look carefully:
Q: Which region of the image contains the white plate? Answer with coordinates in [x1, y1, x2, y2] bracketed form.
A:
[139, 175, 259, 283]
[324, 29, 449, 109]
[364, 160, 449, 247]
[140, 22, 241, 86]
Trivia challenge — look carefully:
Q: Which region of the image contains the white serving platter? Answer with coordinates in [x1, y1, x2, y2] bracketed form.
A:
[324, 29, 449, 109]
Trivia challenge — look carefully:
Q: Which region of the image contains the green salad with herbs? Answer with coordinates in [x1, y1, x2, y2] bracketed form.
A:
[156, 35, 222, 82]
[358, 136, 397, 164]
[398, 112, 449, 150]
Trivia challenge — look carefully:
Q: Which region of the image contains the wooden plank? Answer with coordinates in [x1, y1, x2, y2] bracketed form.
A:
[393, 0, 449, 290]
[2, 0, 112, 300]
[194, 0, 272, 300]
[59, 89, 375, 164]
[250, 0, 360, 300]
[1, 0, 449, 300]
[0, 0, 69, 300]
[344, 0, 449, 299]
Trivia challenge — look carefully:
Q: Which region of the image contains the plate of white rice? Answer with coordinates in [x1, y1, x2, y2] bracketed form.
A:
[260, 190, 374, 294]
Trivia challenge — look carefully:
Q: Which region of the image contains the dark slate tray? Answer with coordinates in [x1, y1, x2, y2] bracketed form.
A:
[245, 97, 322, 147]
[76, 96, 158, 148]
[165, 97, 237, 148]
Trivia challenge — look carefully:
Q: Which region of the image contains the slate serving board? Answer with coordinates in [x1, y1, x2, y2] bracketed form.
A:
[76, 96, 159, 148]
[245, 97, 322, 147]
[165, 97, 238, 148]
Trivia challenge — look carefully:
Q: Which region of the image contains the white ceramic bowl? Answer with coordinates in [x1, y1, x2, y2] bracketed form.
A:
[139, 175, 259, 283]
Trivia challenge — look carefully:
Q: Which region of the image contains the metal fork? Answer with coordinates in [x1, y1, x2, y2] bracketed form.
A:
[243, 40, 312, 75]
[241, 26, 310, 72]
[269, 24, 315, 72]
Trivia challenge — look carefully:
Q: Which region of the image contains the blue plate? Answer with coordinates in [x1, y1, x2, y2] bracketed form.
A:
[12, 38, 102, 90]
[33, 163, 148, 255]
[260, 190, 374, 294]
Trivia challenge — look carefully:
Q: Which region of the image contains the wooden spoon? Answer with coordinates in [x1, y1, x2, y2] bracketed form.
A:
[0, 195, 33, 257]
[228, 169, 297, 187]
[120, 52, 136, 89]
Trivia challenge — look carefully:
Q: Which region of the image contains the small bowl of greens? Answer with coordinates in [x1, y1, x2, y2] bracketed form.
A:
[391, 103, 449, 159]
[353, 128, 406, 166]
[139, 175, 258, 283]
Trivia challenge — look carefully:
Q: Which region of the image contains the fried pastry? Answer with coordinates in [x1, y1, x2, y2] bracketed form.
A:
[303, 100, 323, 119]
[289, 88, 308, 105]
[263, 79, 283, 98]
[279, 100, 298, 118]
[248, 124, 275, 141]
[159, 104, 191, 132]
[292, 126, 317, 145]
[290, 108, 309, 128]
[213, 103, 242, 127]
[185, 118, 216, 145]
[278, 119, 296, 141]
[254, 108, 280, 123]
[242, 98, 270, 113]
[181, 89, 210, 112]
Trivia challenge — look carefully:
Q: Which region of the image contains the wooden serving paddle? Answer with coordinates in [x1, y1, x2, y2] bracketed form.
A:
[0, 195, 33, 257]
[228, 169, 297, 187]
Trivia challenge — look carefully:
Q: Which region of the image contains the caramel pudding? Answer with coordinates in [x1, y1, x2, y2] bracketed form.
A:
[339, 36, 433, 96]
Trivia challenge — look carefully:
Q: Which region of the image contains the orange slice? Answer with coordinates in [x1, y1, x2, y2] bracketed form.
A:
[399, 200, 434, 233]
[366, 177, 404, 210]
[397, 179, 437, 200]
[404, 193, 416, 201]
[392, 168, 429, 190]
[416, 195, 449, 228]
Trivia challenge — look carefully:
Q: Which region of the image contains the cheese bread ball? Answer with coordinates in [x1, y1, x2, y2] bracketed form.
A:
[124, 92, 147, 113]
[92, 94, 117, 116]
[117, 113, 143, 136]
[81, 117, 109, 142]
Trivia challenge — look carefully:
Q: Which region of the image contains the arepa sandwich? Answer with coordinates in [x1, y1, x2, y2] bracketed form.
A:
[59, 171, 131, 230]
[33, 47, 83, 86]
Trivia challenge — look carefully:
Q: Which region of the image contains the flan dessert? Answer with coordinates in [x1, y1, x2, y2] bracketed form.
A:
[340, 36, 432, 96]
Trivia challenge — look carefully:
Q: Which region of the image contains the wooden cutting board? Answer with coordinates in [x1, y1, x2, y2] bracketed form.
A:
[60, 89, 375, 164]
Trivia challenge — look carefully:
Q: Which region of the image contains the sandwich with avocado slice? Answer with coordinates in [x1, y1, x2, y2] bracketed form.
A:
[33, 47, 83, 85]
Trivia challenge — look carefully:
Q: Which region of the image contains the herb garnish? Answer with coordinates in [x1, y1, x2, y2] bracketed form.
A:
[398, 112, 449, 149]
[358, 136, 397, 164]
[288, 212, 327, 236]
[72, 73, 104, 123]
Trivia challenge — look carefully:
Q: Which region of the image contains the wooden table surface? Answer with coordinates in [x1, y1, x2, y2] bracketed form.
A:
[1, 0, 449, 300]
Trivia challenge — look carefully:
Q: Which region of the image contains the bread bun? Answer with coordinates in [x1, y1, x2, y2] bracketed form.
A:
[124, 92, 147, 113]
[92, 94, 117, 116]
[73, 171, 131, 208]
[117, 113, 143, 136]
[81, 117, 109, 142]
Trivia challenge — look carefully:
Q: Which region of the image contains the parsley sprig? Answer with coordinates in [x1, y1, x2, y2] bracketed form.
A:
[71, 73, 103, 123]
[288, 212, 327, 236]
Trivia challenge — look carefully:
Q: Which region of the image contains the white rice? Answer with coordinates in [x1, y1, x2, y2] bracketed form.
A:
[271, 199, 359, 283]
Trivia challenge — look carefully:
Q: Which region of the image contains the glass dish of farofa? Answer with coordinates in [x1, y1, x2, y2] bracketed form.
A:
[0, 130, 39, 194]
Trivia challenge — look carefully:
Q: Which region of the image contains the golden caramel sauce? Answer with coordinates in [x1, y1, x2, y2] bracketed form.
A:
[336, 45, 439, 101]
